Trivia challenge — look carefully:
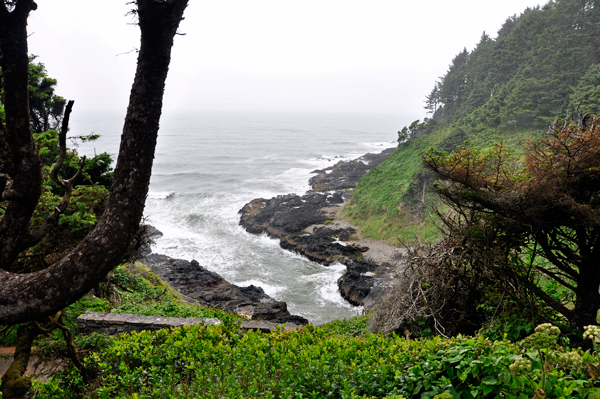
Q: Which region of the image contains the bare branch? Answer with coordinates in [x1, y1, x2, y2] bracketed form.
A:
[48, 100, 75, 188]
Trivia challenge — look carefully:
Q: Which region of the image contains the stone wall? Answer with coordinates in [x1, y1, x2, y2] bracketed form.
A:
[77, 311, 221, 336]
[77, 311, 300, 336]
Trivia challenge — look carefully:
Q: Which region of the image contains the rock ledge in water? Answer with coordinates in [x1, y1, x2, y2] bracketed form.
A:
[238, 147, 403, 310]
[142, 253, 308, 325]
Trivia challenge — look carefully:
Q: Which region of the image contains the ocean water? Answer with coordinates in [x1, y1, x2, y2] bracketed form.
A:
[69, 111, 400, 324]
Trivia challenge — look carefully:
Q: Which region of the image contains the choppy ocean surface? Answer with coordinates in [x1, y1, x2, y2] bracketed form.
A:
[69, 112, 400, 324]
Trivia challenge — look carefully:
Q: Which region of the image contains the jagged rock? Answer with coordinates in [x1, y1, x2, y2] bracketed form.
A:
[142, 253, 308, 325]
[337, 258, 378, 306]
[309, 147, 396, 192]
[238, 146, 399, 310]
[144, 225, 164, 238]
[279, 228, 367, 265]
[238, 193, 342, 238]
[337, 257, 405, 311]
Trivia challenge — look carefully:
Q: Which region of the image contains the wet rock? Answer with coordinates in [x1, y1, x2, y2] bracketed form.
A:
[279, 228, 367, 265]
[238, 147, 398, 310]
[337, 257, 405, 311]
[144, 225, 164, 239]
[142, 253, 308, 325]
[309, 147, 396, 192]
[238, 193, 341, 238]
[337, 258, 378, 306]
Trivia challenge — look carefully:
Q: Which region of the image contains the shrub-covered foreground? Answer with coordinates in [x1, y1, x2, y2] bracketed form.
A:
[31, 320, 600, 399]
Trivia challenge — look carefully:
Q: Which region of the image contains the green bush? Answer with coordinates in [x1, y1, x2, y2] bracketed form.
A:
[32, 323, 600, 398]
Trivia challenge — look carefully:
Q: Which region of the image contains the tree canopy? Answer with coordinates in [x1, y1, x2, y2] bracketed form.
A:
[428, 0, 600, 130]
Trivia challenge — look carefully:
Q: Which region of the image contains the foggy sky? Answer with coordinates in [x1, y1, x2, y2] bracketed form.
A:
[27, 1, 543, 124]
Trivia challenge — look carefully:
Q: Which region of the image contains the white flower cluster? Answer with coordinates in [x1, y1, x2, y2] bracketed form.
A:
[558, 351, 583, 369]
[583, 325, 600, 341]
[535, 323, 561, 336]
[509, 356, 532, 373]
[521, 323, 562, 351]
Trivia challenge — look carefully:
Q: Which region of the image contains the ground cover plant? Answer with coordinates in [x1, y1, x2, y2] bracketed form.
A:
[0, 261, 238, 392]
[3, 252, 600, 398]
[28, 319, 600, 398]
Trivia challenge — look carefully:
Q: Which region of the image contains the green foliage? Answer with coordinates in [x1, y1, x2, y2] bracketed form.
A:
[570, 64, 600, 115]
[430, 2, 600, 130]
[27, 56, 66, 133]
[33, 130, 114, 191]
[25, 185, 109, 271]
[341, 123, 536, 244]
[97, 263, 238, 323]
[32, 323, 600, 398]
[58, 202, 96, 232]
[479, 312, 537, 343]
[318, 315, 371, 338]
[344, 0, 600, 245]
[110, 272, 236, 322]
[340, 130, 442, 244]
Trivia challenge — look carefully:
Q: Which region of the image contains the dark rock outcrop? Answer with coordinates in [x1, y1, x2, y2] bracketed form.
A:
[338, 257, 404, 311]
[308, 147, 396, 192]
[337, 258, 377, 306]
[238, 146, 398, 310]
[239, 192, 344, 238]
[143, 253, 308, 325]
[279, 227, 368, 265]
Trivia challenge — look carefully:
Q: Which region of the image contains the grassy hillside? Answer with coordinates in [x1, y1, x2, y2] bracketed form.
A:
[342, 0, 600, 243]
[341, 124, 541, 244]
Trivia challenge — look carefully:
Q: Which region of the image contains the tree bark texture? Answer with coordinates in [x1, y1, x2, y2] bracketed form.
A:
[0, 0, 44, 269]
[0, 0, 188, 325]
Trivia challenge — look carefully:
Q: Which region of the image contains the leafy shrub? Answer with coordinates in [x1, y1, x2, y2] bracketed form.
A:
[32, 323, 600, 398]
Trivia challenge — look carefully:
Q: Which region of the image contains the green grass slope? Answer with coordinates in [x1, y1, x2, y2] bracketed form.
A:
[340, 125, 540, 244]
[340, 130, 446, 244]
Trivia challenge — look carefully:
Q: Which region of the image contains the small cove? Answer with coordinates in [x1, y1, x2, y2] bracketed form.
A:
[69, 111, 399, 324]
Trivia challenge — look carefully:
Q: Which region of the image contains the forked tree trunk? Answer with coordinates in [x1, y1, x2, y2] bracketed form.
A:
[0, 0, 188, 325]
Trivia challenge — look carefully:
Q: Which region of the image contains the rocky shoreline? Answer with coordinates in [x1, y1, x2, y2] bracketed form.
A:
[239, 147, 406, 311]
[141, 251, 308, 325]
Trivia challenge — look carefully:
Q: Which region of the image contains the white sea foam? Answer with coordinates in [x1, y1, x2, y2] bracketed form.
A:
[147, 191, 175, 200]
[76, 112, 400, 324]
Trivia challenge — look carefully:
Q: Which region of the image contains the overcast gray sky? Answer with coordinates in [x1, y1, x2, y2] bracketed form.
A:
[27, 1, 543, 122]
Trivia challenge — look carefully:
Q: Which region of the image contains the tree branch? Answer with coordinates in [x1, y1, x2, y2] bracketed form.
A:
[534, 265, 577, 292]
[33, 100, 87, 243]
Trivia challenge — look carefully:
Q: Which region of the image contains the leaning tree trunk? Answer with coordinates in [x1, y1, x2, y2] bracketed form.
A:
[0, 0, 189, 325]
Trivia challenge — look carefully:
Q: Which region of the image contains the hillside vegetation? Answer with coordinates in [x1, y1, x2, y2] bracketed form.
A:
[342, 0, 600, 243]
[17, 263, 600, 398]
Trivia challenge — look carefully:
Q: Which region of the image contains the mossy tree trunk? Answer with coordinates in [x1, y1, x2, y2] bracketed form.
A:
[0, 323, 43, 399]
